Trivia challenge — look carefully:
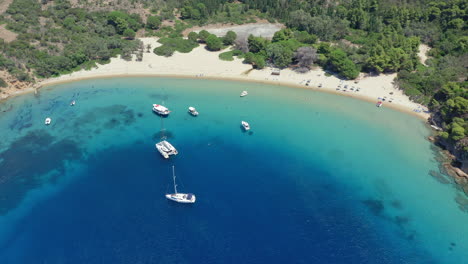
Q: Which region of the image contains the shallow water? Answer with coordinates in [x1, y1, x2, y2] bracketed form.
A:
[0, 77, 466, 263]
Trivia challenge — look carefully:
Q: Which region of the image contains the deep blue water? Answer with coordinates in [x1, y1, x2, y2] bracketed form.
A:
[0, 77, 467, 263]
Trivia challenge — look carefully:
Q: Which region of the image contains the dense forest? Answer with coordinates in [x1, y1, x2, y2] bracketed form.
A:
[0, 0, 466, 169]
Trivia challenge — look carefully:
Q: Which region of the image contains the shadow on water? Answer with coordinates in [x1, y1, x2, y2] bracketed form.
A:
[148, 93, 169, 101]
[239, 125, 253, 135]
[8, 103, 32, 132]
[0, 130, 83, 215]
[152, 130, 175, 141]
[362, 199, 385, 216]
[361, 198, 418, 242]
[72, 105, 136, 128]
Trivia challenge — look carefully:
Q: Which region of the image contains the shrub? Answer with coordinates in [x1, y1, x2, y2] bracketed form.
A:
[188, 32, 198, 42]
[0, 77, 7, 87]
[219, 49, 245, 61]
[206, 34, 223, 51]
[154, 45, 175, 57]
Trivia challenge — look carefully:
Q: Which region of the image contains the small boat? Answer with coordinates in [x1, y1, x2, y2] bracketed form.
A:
[241, 121, 250, 131]
[376, 101, 383, 107]
[431, 125, 442, 131]
[70, 100, 75, 106]
[45, 117, 51, 125]
[240, 91, 248, 97]
[155, 140, 178, 159]
[188, 106, 199, 116]
[166, 166, 196, 204]
[152, 104, 171, 116]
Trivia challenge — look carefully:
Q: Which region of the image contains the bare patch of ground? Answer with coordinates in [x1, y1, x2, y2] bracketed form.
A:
[0, 70, 35, 100]
[183, 22, 284, 40]
[418, 44, 432, 66]
[0, 0, 13, 14]
[0, 24, 17, 42]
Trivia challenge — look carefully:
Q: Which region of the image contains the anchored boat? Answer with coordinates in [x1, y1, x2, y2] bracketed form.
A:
[155, 140, 178, 159]
[188, 106, 199, 116]
[45, 117, 52, 125]
[241, 121, 250, 131]
[152, 104, 171, 116]
[240, 91, 248, 97]
[166, 166, 196, 204]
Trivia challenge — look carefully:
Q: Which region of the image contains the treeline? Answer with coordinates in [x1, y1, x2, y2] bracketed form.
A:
[0, 0, 145, 79]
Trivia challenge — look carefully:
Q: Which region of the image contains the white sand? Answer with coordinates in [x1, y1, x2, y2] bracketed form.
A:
[38, 37, 429, 119]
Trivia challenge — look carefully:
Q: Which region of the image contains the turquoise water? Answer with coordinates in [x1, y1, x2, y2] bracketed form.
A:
[0, 77, 467, 263]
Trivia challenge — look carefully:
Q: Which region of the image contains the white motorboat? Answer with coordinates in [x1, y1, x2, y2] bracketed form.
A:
[70, 100, 75, 106]
[166, 166, 196, 204]
[240, 91, 248, 97]
[155, 140, 178, 159]
[241, 121, 250, 131]
[188, 106, 199, 116]
[152, 104, 171, 116]
[45, 117, 51, 125]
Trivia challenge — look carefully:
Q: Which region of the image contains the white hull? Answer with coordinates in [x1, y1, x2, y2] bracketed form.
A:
[165, 193, 196, 203]
[155, 140, 178, 159]
[188, 107, 199, 116]
[241, 121, 250, 131]
[153, 104, 170, 116]
[45, 118, 51, 125]
[240, 91, 248, 97]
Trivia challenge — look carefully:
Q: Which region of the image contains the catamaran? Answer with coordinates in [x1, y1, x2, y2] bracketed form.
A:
[166, 166, 196, 204]
[155, 140, 178, 159]
[152, 104, 171, 116]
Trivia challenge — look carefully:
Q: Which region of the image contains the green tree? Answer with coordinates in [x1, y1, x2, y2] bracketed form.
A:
[328, 49, 360, 79]
[188, 32, 198, 42]
[206, 34, 223, 51]
[293, 31, 317, 44]
[272, 29, 293, 42]
[198, 30, 210, 43]
[266, 43, 294, 68]
[223, 31, 237, 46]
[248, 35, 268, 53]
[123, 28, 136, 40]
[146, 16, 161, 30]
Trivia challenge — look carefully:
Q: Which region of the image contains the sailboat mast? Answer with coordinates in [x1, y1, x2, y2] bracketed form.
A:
[172, 166, 177, 194]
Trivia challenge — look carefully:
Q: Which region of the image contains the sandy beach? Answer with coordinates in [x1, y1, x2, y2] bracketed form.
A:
[6, 37, 429, 119]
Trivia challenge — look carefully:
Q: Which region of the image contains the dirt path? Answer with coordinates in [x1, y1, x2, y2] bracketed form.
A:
[182, 22, 284, 40]
[418, 44, 432, 66]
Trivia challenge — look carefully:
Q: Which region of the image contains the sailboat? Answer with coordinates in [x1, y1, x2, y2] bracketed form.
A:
[165, 166, 196, 204]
